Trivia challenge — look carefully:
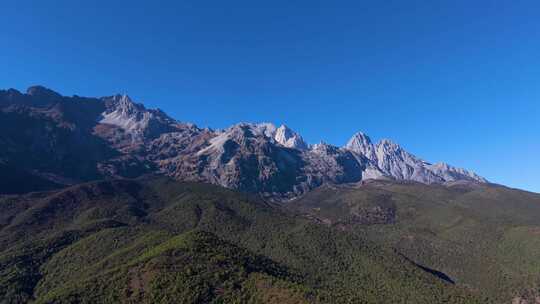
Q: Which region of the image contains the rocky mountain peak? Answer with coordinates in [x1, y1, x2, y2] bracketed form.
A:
[274, 124, 308, 150]
[224, 123, 308, 150]
[26, 85, 62, 100]
[375, 139, 406, 159]
[0, 88, 24, 106]
[377, 138, 400, 149]
[341, 131, 486, 184]
[311, 141, 339, 154]
[345, 132, 375, 159]
[107, 94, 140, 114]
[223, 123, 274, 139]
[99, 94, 178, 141]
[116, 94, 134, 106]
[0, 85, 489, 199]
[348, 132, 372, 145]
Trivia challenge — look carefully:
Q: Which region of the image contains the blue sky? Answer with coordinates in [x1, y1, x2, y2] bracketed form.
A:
[1, 1, 539, 192]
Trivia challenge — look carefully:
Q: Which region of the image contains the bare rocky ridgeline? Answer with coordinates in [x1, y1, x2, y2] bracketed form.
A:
[0, 86, 486, 198]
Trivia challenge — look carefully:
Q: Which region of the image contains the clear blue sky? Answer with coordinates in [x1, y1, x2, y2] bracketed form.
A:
[1, 1, 539, 192]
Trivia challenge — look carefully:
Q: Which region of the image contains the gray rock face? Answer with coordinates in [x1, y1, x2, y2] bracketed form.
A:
[274, 124, 308, 150]
[100, 94, 180, 141]
[146, 123, 355, 199]
[345, 133, 487, 184]
[0, 86, 487, 199]
[345, 132, 376, 160]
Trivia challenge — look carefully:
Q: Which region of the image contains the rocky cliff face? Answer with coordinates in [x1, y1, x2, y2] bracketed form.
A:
[100, 94, 181, 142]
[0, 86, 487, 198]
[345, 132, 486, 184]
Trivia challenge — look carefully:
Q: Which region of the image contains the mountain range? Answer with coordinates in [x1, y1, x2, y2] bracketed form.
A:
[0, 86, 486, 199]
[1, 85, 540, 304]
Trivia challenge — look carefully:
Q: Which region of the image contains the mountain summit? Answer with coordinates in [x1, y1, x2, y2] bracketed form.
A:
[345, 133, 486, 184]
[274, 124, 308, 150]
[0, 86, 487, 198]
[346, 132, 376, 159]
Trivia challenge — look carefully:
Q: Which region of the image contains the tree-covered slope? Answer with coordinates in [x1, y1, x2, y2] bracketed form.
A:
[291, 180, 540, 303]
[0, 178, 485, 303]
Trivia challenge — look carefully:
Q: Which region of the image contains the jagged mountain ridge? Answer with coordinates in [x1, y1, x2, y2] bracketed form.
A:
[0, 86, 486, 198]
[345, 132, 486, 184]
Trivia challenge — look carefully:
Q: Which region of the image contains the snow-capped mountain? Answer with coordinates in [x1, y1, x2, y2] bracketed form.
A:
[0, 86, 487, 198]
